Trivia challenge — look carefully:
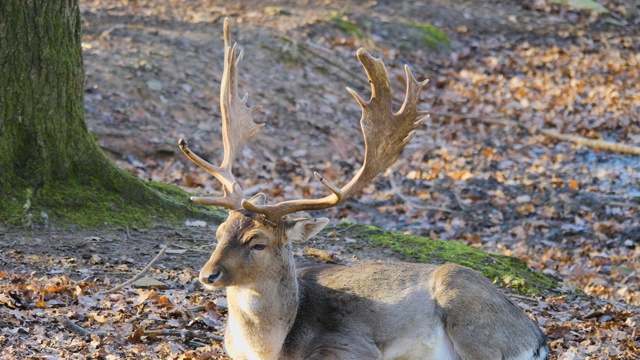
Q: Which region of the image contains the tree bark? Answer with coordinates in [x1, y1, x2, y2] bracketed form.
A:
[0, 0, 218, 226]
[0, 0, 107, 189]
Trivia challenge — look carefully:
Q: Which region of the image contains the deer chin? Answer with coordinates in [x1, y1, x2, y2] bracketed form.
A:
[200, 281, 223, 291]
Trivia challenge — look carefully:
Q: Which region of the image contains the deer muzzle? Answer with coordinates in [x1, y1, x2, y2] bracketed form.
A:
[199, 265, 224, 290]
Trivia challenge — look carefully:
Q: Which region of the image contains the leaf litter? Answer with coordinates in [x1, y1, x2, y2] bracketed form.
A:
[2, 0, 640, 358]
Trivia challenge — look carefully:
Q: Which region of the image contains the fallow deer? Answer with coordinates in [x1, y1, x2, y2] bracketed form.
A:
[179, 18, 549, 360]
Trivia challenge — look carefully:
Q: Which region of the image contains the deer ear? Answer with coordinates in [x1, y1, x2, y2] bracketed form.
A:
[285, 218, 329, 243]
[247, 193, 266, 205]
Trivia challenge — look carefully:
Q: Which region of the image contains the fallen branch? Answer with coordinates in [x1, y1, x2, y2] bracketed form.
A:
[433, 112, 640, 156]
[57, 315, 107, 337]
[539, 128, 640, 156]
[99, 246, 167, 295]
[143, 328, 223, 342]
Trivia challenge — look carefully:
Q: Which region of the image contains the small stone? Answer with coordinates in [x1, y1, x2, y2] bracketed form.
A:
[132, 277, 169, 290]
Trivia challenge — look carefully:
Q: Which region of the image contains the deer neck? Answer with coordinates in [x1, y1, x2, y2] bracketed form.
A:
[225, 247, 299, 360]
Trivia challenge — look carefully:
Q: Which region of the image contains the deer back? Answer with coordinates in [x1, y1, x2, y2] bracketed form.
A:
[283, 262, 547, 360]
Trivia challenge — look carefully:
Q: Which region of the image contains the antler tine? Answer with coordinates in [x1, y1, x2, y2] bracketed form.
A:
[242, 48, 428, 221]
[179, 18, 263, 210]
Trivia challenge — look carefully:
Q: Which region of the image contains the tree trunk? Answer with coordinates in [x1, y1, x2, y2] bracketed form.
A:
[0, 0, 219, 227]
[1, 0, 105, 190]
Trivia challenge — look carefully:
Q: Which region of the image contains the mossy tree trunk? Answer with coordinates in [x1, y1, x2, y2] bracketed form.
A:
[0, 0, 106, 197]
[0, 0, 219, 227]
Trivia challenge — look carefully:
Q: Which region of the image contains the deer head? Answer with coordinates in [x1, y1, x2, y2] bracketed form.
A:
[198, 196, 329, 290]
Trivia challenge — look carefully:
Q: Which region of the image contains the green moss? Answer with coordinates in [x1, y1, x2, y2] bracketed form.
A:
[0, 194, 25, 226]
[332, 222, 560, 296]
[404, 22, 451, 50]
[330, 14, 365, 39]
[0, 168, 226, 229]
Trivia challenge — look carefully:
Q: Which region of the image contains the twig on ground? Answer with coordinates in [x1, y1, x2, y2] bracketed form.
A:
[169, 242, 211, 253]
[78, 272, 95, 284]
[431, 112, 516, 127]
[331, 223, 357, 234]
[607, 201, 640, 209]
[187, 340, 209, 348]
[99, 246, 167, 295]
[143, 328, 223, 342]
[58, 315, 224, 343]
[188, 303, 228, 312]
[125, 226, 136, 240]
[99, 24, 146, 38]
[452, 190, 468, 212]
[57, 315, 107, 337]
[509, 294, 542, 303]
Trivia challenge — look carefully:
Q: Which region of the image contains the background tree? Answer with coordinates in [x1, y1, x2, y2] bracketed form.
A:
[0, 0, 215, 227]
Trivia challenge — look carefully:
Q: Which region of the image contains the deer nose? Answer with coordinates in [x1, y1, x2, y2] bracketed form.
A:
[207, 271, 222, 284]
[200, 270, 223, 286]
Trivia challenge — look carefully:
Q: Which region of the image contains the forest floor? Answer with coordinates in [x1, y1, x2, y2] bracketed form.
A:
[1, 0, 639, 359]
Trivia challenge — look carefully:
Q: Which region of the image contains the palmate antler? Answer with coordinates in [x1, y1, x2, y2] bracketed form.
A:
[243, 49, 429, 221]
[180, 18, 429, 223]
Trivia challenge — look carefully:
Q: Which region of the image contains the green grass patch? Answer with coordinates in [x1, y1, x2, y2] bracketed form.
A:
[333, 222, 560, 296]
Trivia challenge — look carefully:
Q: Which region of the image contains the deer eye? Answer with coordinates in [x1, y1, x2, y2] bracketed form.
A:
[251, 244, 267, 251]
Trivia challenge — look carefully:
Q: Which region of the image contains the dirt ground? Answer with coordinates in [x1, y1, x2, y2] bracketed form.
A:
[2, 0, 639, 358]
